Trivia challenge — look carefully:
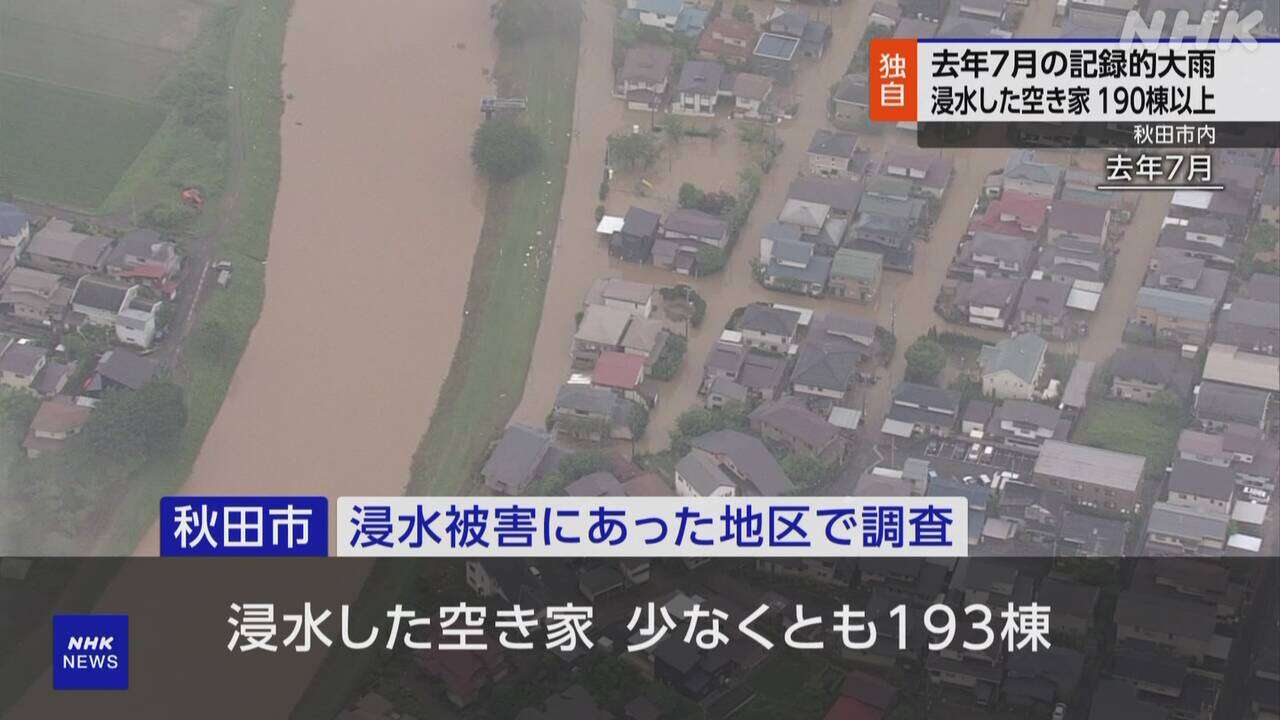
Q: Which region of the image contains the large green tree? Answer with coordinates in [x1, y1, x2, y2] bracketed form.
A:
[471, 117, 541, 181]
[904, 336, 947, 383]
[81, 381, 187, 465]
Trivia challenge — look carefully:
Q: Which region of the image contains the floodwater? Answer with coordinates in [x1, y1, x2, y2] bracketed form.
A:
[136, 0, 496, 553]
[7, 1, 496, 716]
[515, 0, 1170, 455]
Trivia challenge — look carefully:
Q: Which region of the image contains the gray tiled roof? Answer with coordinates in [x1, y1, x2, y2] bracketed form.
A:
[980, 333, 1047, 384]
[482, 423, 552, 493]
[692, 429, 793, 495]
[740, 304, 800, 338]
[1167, 458, 1235, 502]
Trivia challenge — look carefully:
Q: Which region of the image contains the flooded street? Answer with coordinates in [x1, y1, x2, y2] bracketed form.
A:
[516, 0, 1167, 454]
[133, 0, 497, 553]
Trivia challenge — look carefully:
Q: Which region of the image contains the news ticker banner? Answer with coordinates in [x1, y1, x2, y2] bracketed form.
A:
[868, 38, 1280, 148]
[157, 496, 969, 558]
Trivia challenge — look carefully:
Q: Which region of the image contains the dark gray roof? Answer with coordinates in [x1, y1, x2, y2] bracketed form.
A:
[565, 470, 625, 497]
[996, 400, 1062, 430]
[1004, 150, 1064, 187]
[761, 221, 803, 244]
[0, 343, 46, 376]
[692, 429, 793, 495]
[968, 232, 1034, 266]
[482, 423, 552, 493]
[516, 684, 610, 720]
[765, 255, 831, 285]
[1110, 347, 1193, 392]
[958, 276, 1020, 308]
[1167, 458, 1236, 501]
[1224, 298, 1280, 330]
[808, 129, 858, 159]
[676, 59, 724, 95]
[1017, 279, 1070, 319]
[72, 277, 131, 313]
[1048, 200, 1107, 236]
[621, 206, 660, 237]
[1036, 577, 1099, 618]
[787, 177, 863, 215]
[94, 349, 157, 390]
[620, 45, 674, 85]
[737, 350, 788, 392]
[1089, 678, 1168, 720]
[833, 75, 869, 106]
[1243, 273, 1280, 303]
[792, 337, 860, 392]
[676, 449, 736, 495]
[0, 202, 29, 237]
[1196, 380, 1270, 426]
[663, 208, 727, 240]
[740, 304, 800, 338]
[750, 398, 840, 449]
[1146, 501, 1229, 546]
[892, 382, 960, 414]
[554, 383, 620, 416]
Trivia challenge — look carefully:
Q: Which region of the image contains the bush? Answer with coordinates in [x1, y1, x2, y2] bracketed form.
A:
[471, 117, 541, 181]
[649, 334, 687, 380]
[669, 405, 748, 455]
[607, 132, 660, 170]
[81, 382, 187, 465]
[904, 336, 946, 383]
[782, 453, 837, 489]
[695, 246, 727, 275]
[141, 201, 198, 232]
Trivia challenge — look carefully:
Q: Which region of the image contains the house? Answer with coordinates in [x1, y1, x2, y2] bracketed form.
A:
[675, 429, 794, 497]
[1003, 647, 1084, 708]
[990, 401, 1062, 452]
[761, 239, 831, 296]
[788, 176, 864, 220]
[674, 5, 709, 38]
[1201, 342, 1280, 394]
[1109, 347, 1195, 403]
[869, 1, 904, 28]
[827, 248, 882, 304]
[970, 191, 1049, 241]
[105, 229, 181, 298]
[21, 398, 92, 459]
[593, 351, 652, 407]
[1194, 381, 1270, 431]
[962, 399, 994, 436]
[1145, 501, 1230, 557]
[792, 313, 877, 400]
[22, 219, 113, 278]
[1145, 249, 1230, 308]
[586, 277, 656, 318]
[616, 45, 673, 110]
[416, 641, 511, 708]
[798, 19, 831, 59]
[516, 683, 612, 720]
[1056, 510, 1128, 556]
[87, 349, 158, 395]
[1157, 225, 1242, 268]
[1014, 279, 1075, 340]
[1216, 298, 1280, 357]
[749, 397, 846, 465]
[1035, 577, 1098, 636]
[1038, 236, 1108, 285]
[0, 267, 72, 325]
[71, 276, 138, 327]
[807, 130, 860, 178]
[31, 359, 72, 398]
[553, 383, 640, 441]
[663, 208, 729, 249]
[620, 316, 669, 369]
[902, 0, 950, 22]
[1047, 200, 1110, 246]
[1061, 359, 1094, 414]
[566, 471, 626, 499]
[0, 202, 31, 278]
[1002, 150, 1064, 199]
[831, 75, 870, 127]
[850, 212, 916, 274]
[611, 207, 661, 263]
[882, 382, 960, 438]
[951, 277, 1021, 329]
[1166, 458, 1235, 515]
[696, 16, 756, 64]
[482, 423, 553, 495]
[115, 301, 159, 349]
[1033, 440, 1145, 513]
[671, 60, 725, 117]
[958, 0, 1007, 21]
[738, 304, 801, 352]
[883, 148, 952, 198]
[701, 341, 788, 402]
[731, 72, 774, 120]
[960, 232, 1035, 279]
[753, 32, 800, 70]
[623, 0, 682, 30]
[573, 304, 632, 365]
[0, 342, 47, 392]
[1131, 287, 1217, 347]
[979, 333, 1047, 401]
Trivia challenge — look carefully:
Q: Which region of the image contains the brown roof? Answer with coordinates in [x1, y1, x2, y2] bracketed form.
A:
[27, 398, 91, 435]
[620, 45, 674, 85]
[1048, 200, 1108, 237]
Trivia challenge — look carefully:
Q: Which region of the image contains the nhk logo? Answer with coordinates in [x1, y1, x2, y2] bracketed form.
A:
[53, 615, 129, 690]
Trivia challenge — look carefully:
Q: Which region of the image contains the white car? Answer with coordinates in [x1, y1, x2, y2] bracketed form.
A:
[967, 443, 982, 462]
[1053, 704, 1067, 720]
[982, 446, 995, 462]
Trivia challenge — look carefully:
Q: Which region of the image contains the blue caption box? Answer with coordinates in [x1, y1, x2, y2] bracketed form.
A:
[160, 496, 328, 556]
[53, 614, 129, 691]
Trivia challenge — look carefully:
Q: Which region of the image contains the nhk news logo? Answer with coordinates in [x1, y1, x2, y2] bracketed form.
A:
[53, 614, 129, 690]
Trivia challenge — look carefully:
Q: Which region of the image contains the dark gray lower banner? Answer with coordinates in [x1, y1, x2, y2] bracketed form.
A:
[0, 557, 1275, 720]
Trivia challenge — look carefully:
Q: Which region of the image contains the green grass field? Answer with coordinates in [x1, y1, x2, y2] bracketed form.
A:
[1072, 398, 1182, 476]
[0, 73, 165, 208]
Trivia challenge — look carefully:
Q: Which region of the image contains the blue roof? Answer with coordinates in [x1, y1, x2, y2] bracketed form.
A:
[1136, 287, 1216, 322]
[754, 33, 799, 61]
[0, 202, 29, 238]
[675, 6, 709, 36]
[766, 255, 832, 285]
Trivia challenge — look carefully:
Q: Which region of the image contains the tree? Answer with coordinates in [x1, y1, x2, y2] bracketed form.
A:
[695, 246, 727, 275]
[782, 453, 835, 489]
[495, 0, 580, 43]
[904, 336, 946, 383]
[669, 405, 747, 455]
[731, 3, 753, 22]
[649, 334, 687, 380]
[141, 201, 197, 232]
[557, 450, 612, 482]
[678, 182, 705, 210]
[471, 117, 541, 181]
[662, 114, 686, 144]
[607, 132, 660, 171]
[80, 381, 187, 465]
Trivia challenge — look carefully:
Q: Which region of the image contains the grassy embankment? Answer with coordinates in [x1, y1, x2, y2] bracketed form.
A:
[290, 9, 583, 717]
[97, 0, 291, 553]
